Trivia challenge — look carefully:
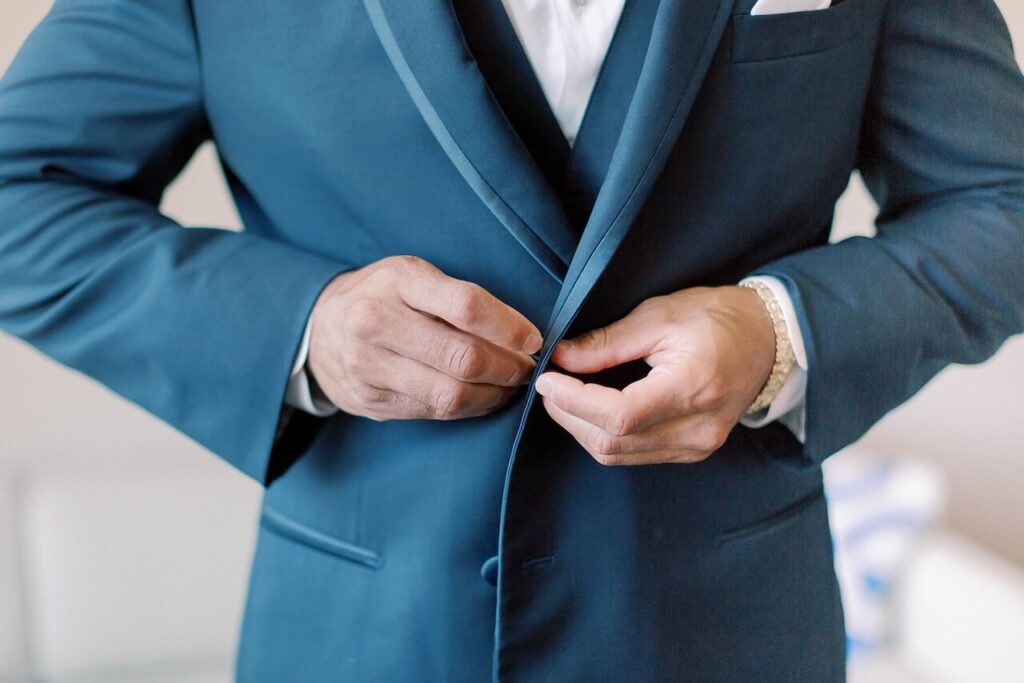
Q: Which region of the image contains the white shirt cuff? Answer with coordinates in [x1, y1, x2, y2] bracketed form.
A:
[284, 316, 338, 417]
[738, 276, 808, 443]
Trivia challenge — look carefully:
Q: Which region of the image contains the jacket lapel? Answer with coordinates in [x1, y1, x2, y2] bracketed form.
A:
[545, 0, 738, 340]
[362, 0, 577, 282]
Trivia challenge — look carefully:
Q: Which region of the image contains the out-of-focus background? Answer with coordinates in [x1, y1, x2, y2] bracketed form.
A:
[0, 2, 1022, 682]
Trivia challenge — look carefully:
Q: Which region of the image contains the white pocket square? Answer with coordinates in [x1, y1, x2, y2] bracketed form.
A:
[750, 0, 832, 15]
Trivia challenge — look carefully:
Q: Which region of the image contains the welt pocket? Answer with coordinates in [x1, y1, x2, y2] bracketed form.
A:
[731, 0, 879, 63]
[260, 506, 383, 569]
[716, 486, 825, 545]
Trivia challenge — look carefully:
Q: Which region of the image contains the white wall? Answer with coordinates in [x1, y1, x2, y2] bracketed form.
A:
[0, 0, 1022, 575]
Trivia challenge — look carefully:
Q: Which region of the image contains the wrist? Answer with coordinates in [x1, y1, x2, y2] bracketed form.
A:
[308, 268, 362, 387]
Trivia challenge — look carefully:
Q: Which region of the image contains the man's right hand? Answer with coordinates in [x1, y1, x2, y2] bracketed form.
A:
[308, 256, 543, 421]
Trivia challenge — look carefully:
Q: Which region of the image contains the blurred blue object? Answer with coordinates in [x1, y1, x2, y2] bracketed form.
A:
[824, 450, 946, 659]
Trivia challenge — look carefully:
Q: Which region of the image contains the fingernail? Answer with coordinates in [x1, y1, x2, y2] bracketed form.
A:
[534, 374, 553, 395]
[557, 339, 574, 351]
[523, 331, 543, 354]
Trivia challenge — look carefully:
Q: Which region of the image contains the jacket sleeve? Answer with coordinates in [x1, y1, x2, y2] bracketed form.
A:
[0, 0, 347, 484]
[753, 0, 1024, 467]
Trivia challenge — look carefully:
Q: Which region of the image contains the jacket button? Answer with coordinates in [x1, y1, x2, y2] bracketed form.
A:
[480, 556, 499, 586]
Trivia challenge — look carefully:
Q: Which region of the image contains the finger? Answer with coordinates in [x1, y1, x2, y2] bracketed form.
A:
[381, 307, 535, 386]
[369, 351, 517, 419]
[398, 261, 542, 354]
[344, 385, 436, 422]
[542, 399, 710, 466]
[550, 304, 661, 373]
[541, 396, 635, 465]
[591, 410, 729, 455]
[350, 385, 513, 422]
[534, 369, 688, 436]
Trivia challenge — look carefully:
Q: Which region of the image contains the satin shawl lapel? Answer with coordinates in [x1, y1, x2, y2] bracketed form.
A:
[545, 0, 737, 338]
[362, 0, 577, 281]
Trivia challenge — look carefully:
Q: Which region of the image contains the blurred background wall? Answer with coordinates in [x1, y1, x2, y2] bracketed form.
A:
[0, 2, 1022, 682]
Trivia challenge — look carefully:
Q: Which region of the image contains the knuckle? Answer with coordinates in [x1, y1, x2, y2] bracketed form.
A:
[674, 390, 697, 414]
[368, 261, 401, 287]
[433, 382, 469, 418]
[697, 421, 730, 452]
[634, 296, 669, 325]
[448, 342, 485, 380]
[510, 326, 534, 350]
[403, 374, 429, 400]
[705, 375, 729, 405]
[344, 298, 385, 339]
[380, 255, 426, 286]
[609, 408, 638, 437]
[633, 297, 661, 318]
[579, 327, 608, 350]
[633, 298, 654, 313]
[653, 302, 677, 327]
[340, 349, 371, 378]
[591, 432, 621, 458]
[687, 368, 720, 409]
[396, 254, 425, 269]
[505, 361, 529, 386]
[681, 450, 712, 465]
[449, 284, 483, 326]
[352, 383, 388, 407]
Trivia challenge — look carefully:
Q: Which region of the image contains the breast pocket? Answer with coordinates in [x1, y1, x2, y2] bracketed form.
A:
[731, 0, 886, 63]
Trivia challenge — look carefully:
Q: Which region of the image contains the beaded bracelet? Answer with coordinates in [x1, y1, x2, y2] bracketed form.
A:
[740, 280, 797, 414]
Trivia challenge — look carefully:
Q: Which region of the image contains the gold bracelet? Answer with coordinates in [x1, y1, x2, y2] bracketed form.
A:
[740, 280, 796, 414]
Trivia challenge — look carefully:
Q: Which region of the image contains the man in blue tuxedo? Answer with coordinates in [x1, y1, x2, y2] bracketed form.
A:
[1, 0, 1021, 680]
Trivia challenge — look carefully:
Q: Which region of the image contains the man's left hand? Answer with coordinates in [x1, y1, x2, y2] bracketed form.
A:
[534, 286, 776, 466]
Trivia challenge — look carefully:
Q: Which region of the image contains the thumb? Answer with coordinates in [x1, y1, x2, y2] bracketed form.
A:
[551, 310, 657, 374]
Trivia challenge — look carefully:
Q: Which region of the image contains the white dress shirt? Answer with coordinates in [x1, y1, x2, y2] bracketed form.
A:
[286, 0, 808, 440]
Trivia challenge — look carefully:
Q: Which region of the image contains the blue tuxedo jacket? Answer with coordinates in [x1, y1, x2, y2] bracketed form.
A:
[1, 0, 1022, 680]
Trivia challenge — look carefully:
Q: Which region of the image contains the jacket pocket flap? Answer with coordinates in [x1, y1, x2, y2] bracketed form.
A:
[261, 506, 383, 569]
